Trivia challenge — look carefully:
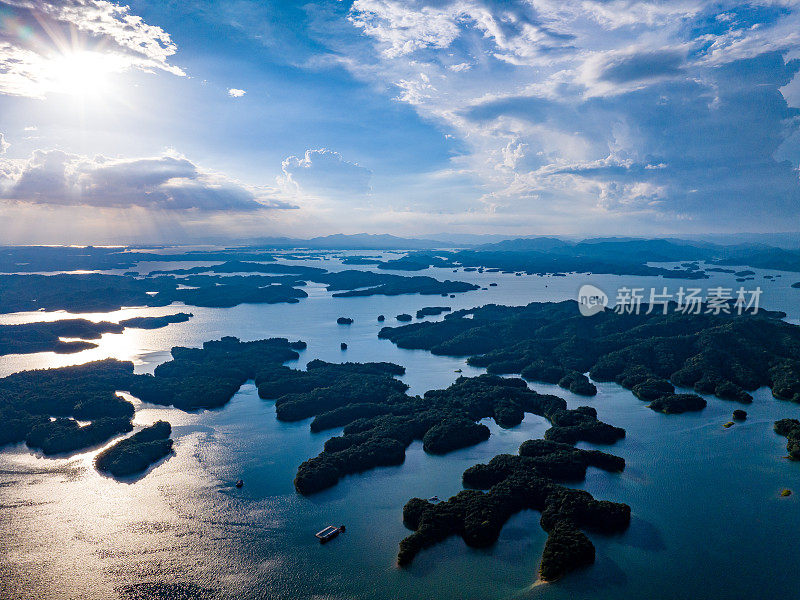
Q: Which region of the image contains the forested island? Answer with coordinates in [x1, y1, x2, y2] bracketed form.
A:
[0, 332, 630, 581]
[0, 267, 477, 315]
[399, 438, 629, 581]
[286, 375, 623, 495]
[378, 300, 800, 410]
[128, 337, 307, 411]
[0, 359, 137, 453]
[774, 419, 800, 459]
[0, 336, 306, 465]
[0, 313, 192, 355]
[416, 306, 451, 318]
[95, 421, 173, 477]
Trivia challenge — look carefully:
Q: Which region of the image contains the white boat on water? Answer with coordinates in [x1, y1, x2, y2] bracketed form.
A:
[315, 525, 345, 543]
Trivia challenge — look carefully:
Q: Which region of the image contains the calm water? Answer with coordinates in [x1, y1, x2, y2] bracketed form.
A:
[1, 254, 799, 599]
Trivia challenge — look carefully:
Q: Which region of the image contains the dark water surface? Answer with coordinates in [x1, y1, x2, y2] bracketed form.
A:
[1, 255, 799, 599]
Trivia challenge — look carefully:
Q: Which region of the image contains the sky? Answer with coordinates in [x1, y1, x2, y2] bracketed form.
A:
[0, 0, 799, 244]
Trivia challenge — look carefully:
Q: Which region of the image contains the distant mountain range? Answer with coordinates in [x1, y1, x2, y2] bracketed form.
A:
[242, 233, 451, 250]
[237, 232, 800, 251]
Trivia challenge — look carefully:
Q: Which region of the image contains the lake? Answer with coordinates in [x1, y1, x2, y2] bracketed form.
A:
[1, 253, 799, 599]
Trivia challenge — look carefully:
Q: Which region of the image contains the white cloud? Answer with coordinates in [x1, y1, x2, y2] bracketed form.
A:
[0, 0, 184, 99]
[228, 88, 247, 97]
[0, 149, 296, 212]
[331, 0, 800, 229]
[0, 133, 8, 154]
[280, 149, 372, 200]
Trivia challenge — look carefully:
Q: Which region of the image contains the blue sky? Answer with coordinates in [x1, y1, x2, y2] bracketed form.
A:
[0, 0, 799, 243]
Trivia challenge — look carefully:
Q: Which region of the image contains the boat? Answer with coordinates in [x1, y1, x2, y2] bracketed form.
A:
[316, 525, 345, 543]
[235, 479, 243, 488]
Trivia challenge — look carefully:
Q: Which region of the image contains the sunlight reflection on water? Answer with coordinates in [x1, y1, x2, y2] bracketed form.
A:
[2, 255, 800, 599]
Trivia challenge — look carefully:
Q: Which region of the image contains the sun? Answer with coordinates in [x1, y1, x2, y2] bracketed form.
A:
[46, 51, 123, 98]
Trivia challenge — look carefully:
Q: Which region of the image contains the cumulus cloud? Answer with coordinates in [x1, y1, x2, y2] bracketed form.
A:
[228, 88, 246, 97]
[327, 0, 800, 230]
[280, 149, 372, 198]
[0, 133, 8, 154]
[0, 0, 183, 98]
[0, 150, 296, 212]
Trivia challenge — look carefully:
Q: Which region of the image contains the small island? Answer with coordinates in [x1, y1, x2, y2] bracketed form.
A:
[95, 421, 173, 478]
[337, 317, 353, 325]
[415, 306, 451, 318]
[648, 393, 707, 414]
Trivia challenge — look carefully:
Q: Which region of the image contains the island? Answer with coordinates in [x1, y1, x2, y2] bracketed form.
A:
[337, 317, 354, 325]
[396, 313, 413, 322]
[317, 270, 478, 297]
[0, 267, 479, 315]
[127, 337, 307, 411]
[0, 313, 193, 356]
[0, 359, 136, 453]
[398, 438, 630, 581]
[648, 393, 707, 414]
[774, 419, 800, 459]
[416, 306, 451, 318]
[0, 333, 632, 579]
[289, 375, 623, 495]
[95, 421, 173, 477]
[378, 300, 800, 410]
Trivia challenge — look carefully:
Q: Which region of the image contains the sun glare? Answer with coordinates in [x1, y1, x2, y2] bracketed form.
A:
[46, 51, 122, 97]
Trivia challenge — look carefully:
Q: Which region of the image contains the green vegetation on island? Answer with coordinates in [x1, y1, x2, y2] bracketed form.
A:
[378, 300, 800, 411]
[398, 438, 630, 582]
[648, 394, 707, 414]
[317, 270, 478, 297]
[0, 313, 192, 356]
[0, 359, 136, 453]
[95, 421, 173, 478]
[290, 375, 623, 495]
[0, 266, 478, 315]
[774, 419, 800, 459]
[416, 306, 451, 318]
[128, 337, 306, 411]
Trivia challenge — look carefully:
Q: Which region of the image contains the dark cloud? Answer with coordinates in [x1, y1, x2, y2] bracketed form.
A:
[1, 150, 292, 211]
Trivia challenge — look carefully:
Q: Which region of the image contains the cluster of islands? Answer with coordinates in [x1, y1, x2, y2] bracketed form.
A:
[0, 335, 628, 579]
[378, 299, 800, 412]
[3, 239, 800, 585]
[4, 298, 800, 579]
